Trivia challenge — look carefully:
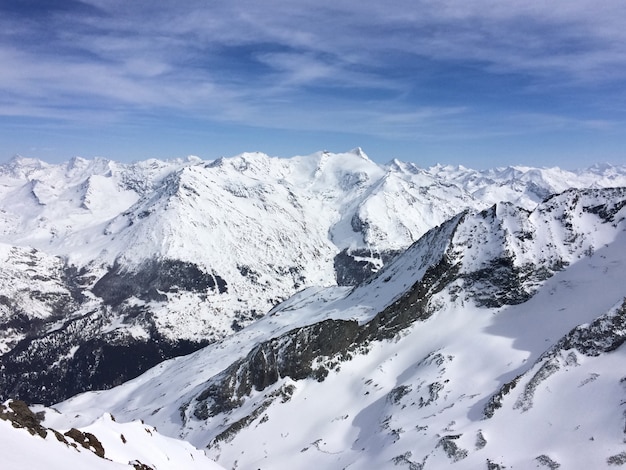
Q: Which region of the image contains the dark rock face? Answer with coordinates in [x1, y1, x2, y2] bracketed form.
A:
[92, 259, 227, 306]
[437, 434, 468, 462]
[483, 375, 522, 419]
[193, 318, 362, 420]
[191, 251, 457, 425]
[64, 427, 106, 458]
[555, 299, 626, 355]
[461, 256, 552, 308]
[186, 188, 626, 446]
[1, 247, 391, 406]
[578, 188, 626, 223]
[334, 248, 400, 286]
[486, 459, 507, 470]
[0, 306, 209, 405]
[535, 455, 561, 469]
[3, 185, 624, 415]
[0, 259, 217, 405]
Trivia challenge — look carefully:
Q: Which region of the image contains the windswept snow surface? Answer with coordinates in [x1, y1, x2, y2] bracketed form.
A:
[50, 187, 626, 469]
[1, 405, 224, 469]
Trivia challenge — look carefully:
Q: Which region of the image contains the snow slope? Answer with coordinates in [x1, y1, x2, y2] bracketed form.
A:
[48, 186, 626, 469]
[0, 400, 223, 469]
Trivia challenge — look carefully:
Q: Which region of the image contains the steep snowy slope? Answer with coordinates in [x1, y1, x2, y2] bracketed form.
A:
[0, 400, 223, 469]
[2, 150, 626, 405]
[49, 187, 626, 469]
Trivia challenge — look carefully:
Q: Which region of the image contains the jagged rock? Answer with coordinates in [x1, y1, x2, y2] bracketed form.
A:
[130, 461, 155, 470]
[0, 400, 47, 438]
[388, 385, 412, 405]
[3, 154, 626, 444]
[191, 252, 456, 422]
[391, 451, 426, 469]
[64, 427, 105, 458]
[607, 452, 626, 466]
[334, 248, 400, 286]
[513, 361, 560, 412]
[486, 459, 507, 469]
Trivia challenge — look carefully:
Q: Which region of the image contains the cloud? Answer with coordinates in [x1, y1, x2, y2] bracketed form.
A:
[1, 0, 625, 149]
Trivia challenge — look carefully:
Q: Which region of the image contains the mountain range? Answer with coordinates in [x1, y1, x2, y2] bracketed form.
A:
[1, 150, 626, 468]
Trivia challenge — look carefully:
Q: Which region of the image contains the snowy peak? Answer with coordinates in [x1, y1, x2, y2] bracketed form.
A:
[1, 155, 50, 179]
[349, 146, 370, 160]
[386, 157, 422, 175]
[2, 150, 626, 409]
[444, 188, 626, 307]
[3, 150, 626, 261]
[218, 151, 284, 177]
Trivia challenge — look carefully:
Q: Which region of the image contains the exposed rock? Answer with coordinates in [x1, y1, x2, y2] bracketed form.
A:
[555, 299, 626, 356]
[0, 399, 47, 438]
[388, 385, 412, 405]
[0, 317, 208, 405]
[535, 454, 561, 469]
[513, 361, 560, 412]
[64, 427, 105, 458]
[607, 452, 626, 466]
[391, 451, 426, 469]
[92, 259, 227, 306]
[191, 251, 456, 423]
[334, 248, 400, 286]
[484, 299, 626, 419]
[475, 430, 487, 449]
[486, 459, 507, 469]
[130, 461, 155, 470]
[436, 434, 468, 462]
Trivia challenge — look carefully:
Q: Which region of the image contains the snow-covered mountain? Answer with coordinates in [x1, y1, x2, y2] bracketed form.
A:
[42, 186, 626, 469]
[1, 149, 626, 408]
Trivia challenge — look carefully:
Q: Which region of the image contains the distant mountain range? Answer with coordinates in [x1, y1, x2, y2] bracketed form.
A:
[2, 150, 626, 468]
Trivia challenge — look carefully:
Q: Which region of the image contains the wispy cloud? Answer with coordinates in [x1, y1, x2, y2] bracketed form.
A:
[1, 0, 625, 164]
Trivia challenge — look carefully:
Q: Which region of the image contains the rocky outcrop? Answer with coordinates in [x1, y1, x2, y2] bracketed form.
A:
[334, 248, 400, 286]
[484, 299, 626, 419]
[0, 399, 47, 438]
[92, 259, 227, 306]
[190, 248, 457, 427]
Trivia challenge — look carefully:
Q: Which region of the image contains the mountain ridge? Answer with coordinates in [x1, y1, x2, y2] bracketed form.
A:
[45, 184, 626, 469]
[2, 150, 626, 407]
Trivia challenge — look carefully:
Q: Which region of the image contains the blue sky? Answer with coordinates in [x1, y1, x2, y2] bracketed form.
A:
[1, 0, 625, 169]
